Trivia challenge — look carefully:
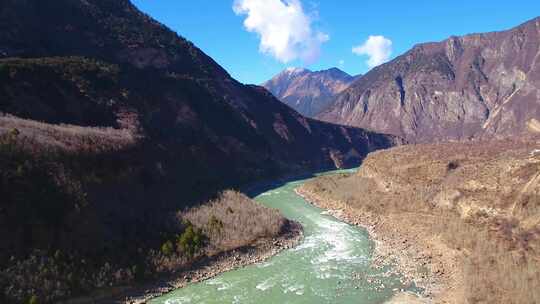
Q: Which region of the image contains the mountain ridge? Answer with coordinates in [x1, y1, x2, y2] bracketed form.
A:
[318, 16, 540, 143]
[263, 67, 360, 117]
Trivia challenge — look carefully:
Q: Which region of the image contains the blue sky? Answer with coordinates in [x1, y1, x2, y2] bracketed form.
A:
[132, 0, 539, 84]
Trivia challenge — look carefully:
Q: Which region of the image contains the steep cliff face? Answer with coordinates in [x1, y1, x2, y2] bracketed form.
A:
[319, 17, 540, 143]
[263, 67, 359, 117]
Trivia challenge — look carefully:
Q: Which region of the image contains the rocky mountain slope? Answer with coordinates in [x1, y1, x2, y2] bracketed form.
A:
[0, 0, 398, 302]
[318, 17, 540, 143]
[263, 67, 358, 117]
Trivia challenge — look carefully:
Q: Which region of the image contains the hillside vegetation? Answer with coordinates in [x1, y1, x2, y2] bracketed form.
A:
[0, 0, 397, 302]
[302, 138, 540, 303]
[0, 130, 291, 303]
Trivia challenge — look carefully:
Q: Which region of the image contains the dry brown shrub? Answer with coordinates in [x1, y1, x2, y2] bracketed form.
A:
[182, 190, 287, 252]
[0, 114, 138, 153]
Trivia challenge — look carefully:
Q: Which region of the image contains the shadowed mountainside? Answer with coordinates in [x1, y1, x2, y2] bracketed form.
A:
[0, 0, 398, 302]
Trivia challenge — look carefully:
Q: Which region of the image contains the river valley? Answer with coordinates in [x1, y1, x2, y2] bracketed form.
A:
[149, 171, 420, 304]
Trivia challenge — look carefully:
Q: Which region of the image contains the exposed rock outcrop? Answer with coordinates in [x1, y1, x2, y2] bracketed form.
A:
[319, 17, 540, 143]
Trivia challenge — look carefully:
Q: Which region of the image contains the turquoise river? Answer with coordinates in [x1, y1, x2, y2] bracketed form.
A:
[150, 170, 419, 304]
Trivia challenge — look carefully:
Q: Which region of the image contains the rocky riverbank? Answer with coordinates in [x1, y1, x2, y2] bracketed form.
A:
[295, 187, 463, 304]
[62, 222, 303, 304]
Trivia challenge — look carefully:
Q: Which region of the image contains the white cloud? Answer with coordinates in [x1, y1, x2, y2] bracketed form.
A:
[233, 0, 329, 64]
[352, 35, 393, 68]
[338, 59, 345, 67]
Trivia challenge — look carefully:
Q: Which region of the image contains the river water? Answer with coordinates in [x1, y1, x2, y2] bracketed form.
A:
[150, 170, 418, 304]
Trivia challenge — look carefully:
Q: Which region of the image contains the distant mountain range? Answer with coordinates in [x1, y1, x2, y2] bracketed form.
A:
[263, 67, 360, 117]
[317, 17, 540, 143]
